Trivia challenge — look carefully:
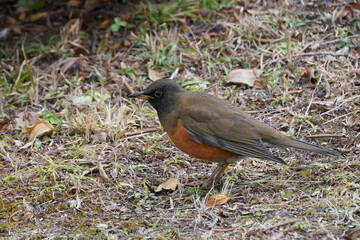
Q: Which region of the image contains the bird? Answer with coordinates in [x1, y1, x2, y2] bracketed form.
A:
[128, 78, 341, 188]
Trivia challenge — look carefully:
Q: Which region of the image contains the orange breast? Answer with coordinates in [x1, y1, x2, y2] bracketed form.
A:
[168, 120, 236, 162]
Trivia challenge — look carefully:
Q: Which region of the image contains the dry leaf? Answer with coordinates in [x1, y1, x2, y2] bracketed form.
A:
[337, 1, 360, 22]
[118, 13, 131, 22]
[155, 177, 180, 192]
[178, 17, 188, 32]
[202, 32, 211, 41]
[299, 67, 315, 80]
[21, 120, 55, 149]
[205, 194, 232, 206]
[68, 0, 82, 7]
[253, 80, 264, 89]
[99, 19, 112, 29]
[23, 26, 48, 32]
[226, 69, 263, 88]
[349, 1, 360, 10]
[84, 0, 104, 11]
[28, 12, 48, 22]
[299, 67, 317, 83]
[147, 62, 166, 81]
[18, 11, 26, 22]
[109, 42, 121, 50]
[11, 215, 21, 222]
[123, 39, 131, 47]
[7, 16, 18, 25]
[22, 211, 34, 221]
[310, 101, 333, 111]
[0, 118, 11, 131]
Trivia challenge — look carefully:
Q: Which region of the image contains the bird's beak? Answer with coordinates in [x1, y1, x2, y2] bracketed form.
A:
[128, 91, 153, 100]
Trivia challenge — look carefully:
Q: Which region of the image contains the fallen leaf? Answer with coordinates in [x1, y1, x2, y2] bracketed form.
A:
[0, 118, 11, 131]
[68, 0, 82, 7]
[22, 26, 48, 32]
[349, 1, 360, 10]
[18, 11, 26, 22]
[21, 120, 55, 149]
[99, 19, 112, 29]
[6, 16, 18, 25]
[178, 17, 188, 32]
[155, 177, 180, 192]
[147, 62, 166, 81]
[109, 42, 121, 50]
[118, 13, 131, 22]
[28, 12, 48, 22]
[123, 39, 131, 47]
[21, 211, 34, 220]
[336, 1, 360, 22]
[299, 67, 315, 80]
[205, 194, 232, 206]
[11, 215, 21, 222]
[310, 101, 333, 111]
[202, 32, 211, 42]
[226, 69, 263, 88]
[84, 0, 104, 11]
[253, 80, 265, 89]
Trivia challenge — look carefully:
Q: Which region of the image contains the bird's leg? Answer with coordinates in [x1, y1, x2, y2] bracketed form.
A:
[202, 161, 230, 188]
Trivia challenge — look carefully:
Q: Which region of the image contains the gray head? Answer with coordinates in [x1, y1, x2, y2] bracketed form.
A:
[128, 78, 185, 115]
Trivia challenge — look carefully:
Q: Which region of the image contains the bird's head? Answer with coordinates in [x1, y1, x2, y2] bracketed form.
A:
[128, 78, 184, 114]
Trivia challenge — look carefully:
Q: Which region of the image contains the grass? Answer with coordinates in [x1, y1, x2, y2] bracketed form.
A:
[0, 0, 359, 239]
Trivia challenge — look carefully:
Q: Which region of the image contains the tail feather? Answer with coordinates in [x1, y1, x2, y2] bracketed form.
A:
[267, 154, 287, 165]
[269, 137, 341, 156]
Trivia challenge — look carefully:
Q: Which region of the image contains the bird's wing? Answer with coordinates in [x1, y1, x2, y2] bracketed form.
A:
[180, 103, 286, 164]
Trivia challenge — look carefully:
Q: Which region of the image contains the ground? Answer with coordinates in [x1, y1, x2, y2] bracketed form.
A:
[0, 0, 359, 239]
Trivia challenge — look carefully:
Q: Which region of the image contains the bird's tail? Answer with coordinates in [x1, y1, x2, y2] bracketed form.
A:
[269, 136, 341, 156]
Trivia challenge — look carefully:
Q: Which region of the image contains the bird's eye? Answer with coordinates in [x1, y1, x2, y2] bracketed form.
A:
[154, 90, 162, 98]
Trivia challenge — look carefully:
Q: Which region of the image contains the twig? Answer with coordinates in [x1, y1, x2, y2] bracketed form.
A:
[306, 134, 344, 138]
[213, 227, 238, 232]
[98, 161, 112, 182]
[305, 74, 322, 116]
[242, 179, 321, 184]
[82, 163, 112, 176]
[122, 78, 135, 94]
[320, 95, 360, 116]
[324, 110, 360, 124]
[294, 51, 359, 60]
[108, 72, 135, 94]
[124, 128, 159, 137]
[318, 34, 360, 46]
[242, 36, 285, 44]
[262, 218, 303, 232]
